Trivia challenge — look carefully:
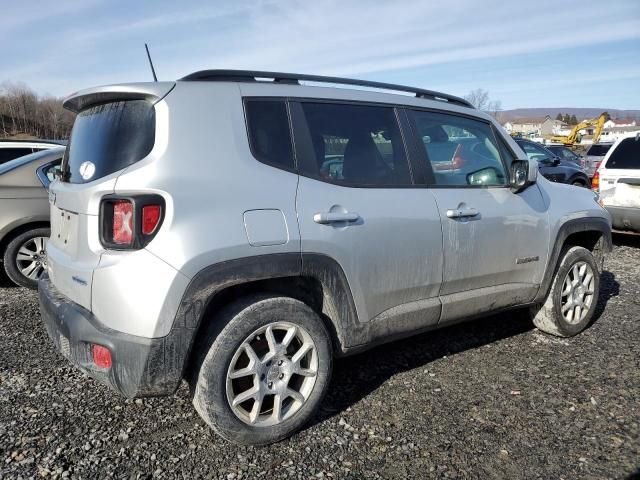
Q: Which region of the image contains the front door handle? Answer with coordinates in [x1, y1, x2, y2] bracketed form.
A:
[446, 207, 479, 219]
[313, 212, 360, 224]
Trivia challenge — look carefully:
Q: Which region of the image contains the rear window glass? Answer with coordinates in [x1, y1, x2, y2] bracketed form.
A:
[586, 144, 612, 156]
[245, 100, 294, 171]
[605, 137, 640, 169]
[62, 100, 155, 183]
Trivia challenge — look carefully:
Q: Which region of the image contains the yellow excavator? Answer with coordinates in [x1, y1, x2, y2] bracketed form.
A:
[550, 112, 608, 145]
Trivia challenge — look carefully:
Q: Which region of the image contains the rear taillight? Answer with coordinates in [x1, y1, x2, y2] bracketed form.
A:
[113, 200, 133, 245]
[142, 205, 162, 235]
[100, 195, 164, 249]
[591, 161, 602, 191]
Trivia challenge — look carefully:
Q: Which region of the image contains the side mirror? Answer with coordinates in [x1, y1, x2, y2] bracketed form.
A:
[551, 157, 561, 166]
[510, 159, 537, 193]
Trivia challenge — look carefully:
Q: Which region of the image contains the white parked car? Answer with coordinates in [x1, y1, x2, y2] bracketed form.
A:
[595, 132, 640, 232]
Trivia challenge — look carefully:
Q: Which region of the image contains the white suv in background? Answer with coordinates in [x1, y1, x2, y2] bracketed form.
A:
[596, 132, 640, 232]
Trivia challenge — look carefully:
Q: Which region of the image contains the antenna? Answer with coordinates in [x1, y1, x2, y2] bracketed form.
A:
[145, 43, 158, 82]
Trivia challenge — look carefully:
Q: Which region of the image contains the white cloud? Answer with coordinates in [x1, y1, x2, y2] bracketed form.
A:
[3, 0, 639, 101]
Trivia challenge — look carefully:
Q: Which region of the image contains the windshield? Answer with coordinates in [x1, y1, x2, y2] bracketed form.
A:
[62, 100, 156, 183]
[586, 144, 612, 157]
[0, 147, 65, 175]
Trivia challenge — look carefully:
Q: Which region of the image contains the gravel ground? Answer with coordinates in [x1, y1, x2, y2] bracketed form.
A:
[1, 235, 639, 479]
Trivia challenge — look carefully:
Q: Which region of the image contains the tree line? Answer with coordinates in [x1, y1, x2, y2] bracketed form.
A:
[0, 82, 75, 140]
[555, 113, 579, 125]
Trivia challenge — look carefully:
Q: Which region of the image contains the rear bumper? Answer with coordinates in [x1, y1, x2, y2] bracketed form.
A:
[38, 274, 186, 398]
[606, 206, 640, 232]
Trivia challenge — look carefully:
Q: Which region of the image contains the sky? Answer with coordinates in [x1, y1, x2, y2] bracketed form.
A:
[1, 0, 639, 109]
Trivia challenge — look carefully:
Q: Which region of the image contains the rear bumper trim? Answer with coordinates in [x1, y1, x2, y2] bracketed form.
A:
[38, 274, 185, 397]
[606, 206, 640, 233]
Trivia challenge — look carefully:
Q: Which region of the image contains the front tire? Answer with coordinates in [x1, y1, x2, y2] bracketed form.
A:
[191, 295, 333, 445]
[3, 228, 50, 289]
[530, 246, 600, 337]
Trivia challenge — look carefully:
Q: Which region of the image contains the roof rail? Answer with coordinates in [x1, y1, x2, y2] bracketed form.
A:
[180, 70, 474, 108]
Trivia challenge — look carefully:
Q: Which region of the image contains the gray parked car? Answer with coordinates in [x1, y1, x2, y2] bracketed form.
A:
[582, 143, 614, 178]
[40, 71, 611, 445]
[0, 139, 64, 165]
[1, 147, 64, 287]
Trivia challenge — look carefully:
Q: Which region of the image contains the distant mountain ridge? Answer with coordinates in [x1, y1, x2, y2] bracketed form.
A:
[501, 108, 640, 121]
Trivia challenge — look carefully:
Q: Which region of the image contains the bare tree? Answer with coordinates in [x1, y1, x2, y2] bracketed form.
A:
[465, 88, 491, 110]
[464, 88, 503, 121]
[0, 81, 75, 139]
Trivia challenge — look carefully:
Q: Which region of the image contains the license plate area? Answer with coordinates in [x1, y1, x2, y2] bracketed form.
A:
[51, 206, 79, 256]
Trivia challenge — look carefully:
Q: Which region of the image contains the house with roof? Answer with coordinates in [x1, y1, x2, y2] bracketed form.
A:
[541, 116, 569, 136]
[604, 118, 637, 129]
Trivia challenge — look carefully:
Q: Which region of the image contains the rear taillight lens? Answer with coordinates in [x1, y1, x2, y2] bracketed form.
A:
[113, 200, 134, 245]
[100, 195, 164, 249]
[142, 205, 162, 235]
[591, 161, 602, 191]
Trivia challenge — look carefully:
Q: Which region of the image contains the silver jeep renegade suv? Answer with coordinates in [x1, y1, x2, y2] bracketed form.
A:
[40, 71, 611, 445]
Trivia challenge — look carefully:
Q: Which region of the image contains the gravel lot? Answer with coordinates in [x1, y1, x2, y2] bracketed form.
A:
[1, 235, 639, 479]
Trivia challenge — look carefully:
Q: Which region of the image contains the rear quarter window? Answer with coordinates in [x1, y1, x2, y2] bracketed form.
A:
[244, 100, 295, 171]
[605, 137, 640, 170]
[63, 100, 155, 183]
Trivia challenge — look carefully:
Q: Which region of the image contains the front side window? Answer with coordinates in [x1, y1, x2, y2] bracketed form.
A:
[245, 100, 294, 171]
[299, 102, 411, 186]
[410, 110, 507, 186]
[605, 137, 640, 169]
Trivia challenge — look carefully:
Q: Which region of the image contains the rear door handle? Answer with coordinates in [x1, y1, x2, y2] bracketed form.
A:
[446, 207, 479, 219]
[313, 212, 360, 224]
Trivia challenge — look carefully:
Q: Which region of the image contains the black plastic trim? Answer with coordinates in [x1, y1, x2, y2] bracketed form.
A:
[180, 69, 474, 108]
[534, 217, 612, 303]
[39, 274, 176, 397]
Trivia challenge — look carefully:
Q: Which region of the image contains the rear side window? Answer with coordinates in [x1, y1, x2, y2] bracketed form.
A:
[245, 100, 295, 171]
[299, 102, 411, 186]
[409, 110, 507, 186]
[63, 100, 155, 183]
[605, 137, 640, 169]
[0, 148, 33, 165]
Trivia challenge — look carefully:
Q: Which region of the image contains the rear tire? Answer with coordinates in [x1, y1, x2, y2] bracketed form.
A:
[530, 246, 600, 337]
[3, 228, 50, 289]
[191, 294, 333, 445]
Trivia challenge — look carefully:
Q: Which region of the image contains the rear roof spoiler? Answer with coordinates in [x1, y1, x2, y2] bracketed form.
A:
[63, 82, 176, 113]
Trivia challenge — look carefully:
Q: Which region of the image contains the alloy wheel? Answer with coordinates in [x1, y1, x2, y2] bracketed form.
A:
[226, 322, 319, 427]
[560, 261, 595, 324]
[15, 236, 48, 281]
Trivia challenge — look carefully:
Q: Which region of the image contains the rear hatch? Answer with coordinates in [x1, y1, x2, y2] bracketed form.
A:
[47, 83, 174, 310]
[582, 143, 612, 177]
[599, 136, 640, 209]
